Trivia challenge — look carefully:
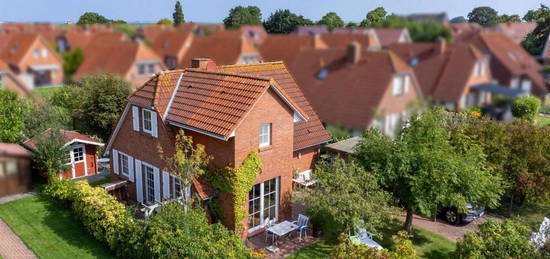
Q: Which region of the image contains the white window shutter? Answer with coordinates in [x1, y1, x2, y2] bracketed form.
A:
[132, 106, 140, 131]
[128, 156, 135, 182]
[151, 111, 158, 138]
[135, 159, 143, 203]
[153, 167, 161, 202]
[112, 150, 119, 175]
[404, 76, 409, 93]
[162, 171, 170, 199]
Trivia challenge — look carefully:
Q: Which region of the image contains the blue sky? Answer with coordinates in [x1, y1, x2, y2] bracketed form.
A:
[0, 0, 545, 23]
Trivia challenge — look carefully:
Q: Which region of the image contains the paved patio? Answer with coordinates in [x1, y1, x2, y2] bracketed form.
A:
[247, 232, 317, 258]
[0, 219, 37, 259]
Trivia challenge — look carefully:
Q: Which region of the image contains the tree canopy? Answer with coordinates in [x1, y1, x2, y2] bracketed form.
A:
[522, 5, 550, 55]
[368, 15, 452, 42]
[157, 18, 173, 26]
[450, 16, 467, 24]
[523, 4, 549, 22]
[317, 12, 345, 31]
[354, 109, 504, 232]
[468, 7, 499, 27]
[173, 1, 185, 25]
[359, 7, 387, 27]
[32, 129, 71, 179]
[263, 9, 313, 34]
[223, 6, 262, 29]
[0, 90, 26, 143]
[77, 12, 112, 25]
[61, 47, 84, 80]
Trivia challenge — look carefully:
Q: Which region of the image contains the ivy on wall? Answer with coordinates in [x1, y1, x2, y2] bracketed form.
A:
[208, 152, 262, 231]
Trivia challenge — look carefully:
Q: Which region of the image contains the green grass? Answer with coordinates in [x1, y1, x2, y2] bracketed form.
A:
[0, 195, 114, 259]
[289, 219, 455, 259]
[536, 115, 550, 127]
[90, 176, 112, 187]
[490, 202, 550, 231]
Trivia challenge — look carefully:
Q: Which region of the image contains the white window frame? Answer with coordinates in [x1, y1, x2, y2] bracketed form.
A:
[474, 61, 484, 77]
[119, 152, 130, 177]
[259, 123, 271, 148]
[143, 163, 155, 204]
[137, 63, 146, 75]
[72, 146, 84, 162]
[248, 177, 279, 232]
[392, 75, 408, 96]
[142, 109, 153, 135]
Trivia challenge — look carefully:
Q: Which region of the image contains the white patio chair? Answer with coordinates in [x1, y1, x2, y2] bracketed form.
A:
[264, 218, 276, 243]
[356, 228, 383, 250]
[292, 214, 309, 241]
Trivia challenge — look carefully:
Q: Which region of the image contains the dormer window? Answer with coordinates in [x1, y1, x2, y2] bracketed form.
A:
[392, 74, 408, 96]
[41, 49, 48, 58]
[474, 61, 484, 77]
[33, 48, 39, 58]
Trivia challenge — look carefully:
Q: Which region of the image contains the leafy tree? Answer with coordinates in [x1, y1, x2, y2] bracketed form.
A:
[360, 7, 387, 27]
[468, 6, 499, 27]
[327, 124, 351, 143]
[61, 47, 84, 80]
[369, 15, 452, 42]
[158, 130, 210, 211]
[172, 1, 185, 25]
[355, 109, 504, 232]
[0, 90, 27, 143]
[522, 6, 550, 55]
[450, 16, 467, 24]
[223, 6, 262, 29]
[112, 20, 126, 24]
[156, 18, 173, 26]
[298, 158, 394, 237]
[23, 102, 71, 139]
[263, 9, 313, 34]
[511, 95, 541, 122]
[523, 4, 549, 22]
[454, 220, 537, 258]
[497, 14, 522, 23]
[77, 12, 111, 25]
[50, 74, 131, 140]
[346, 22, 359, 28]
[317, 12, 345, 31]
[32, 129, 71, 180]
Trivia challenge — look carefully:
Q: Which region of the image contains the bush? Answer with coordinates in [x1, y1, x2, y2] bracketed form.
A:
[512, 96, 541, 122]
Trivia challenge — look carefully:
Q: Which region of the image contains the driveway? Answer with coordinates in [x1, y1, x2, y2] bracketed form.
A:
[398, 213, 503, 241]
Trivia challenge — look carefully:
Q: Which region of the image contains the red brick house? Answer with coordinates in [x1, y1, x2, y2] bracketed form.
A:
[105, 58, 330, 235]
[290, 43, 424, 138]
[0, 143, 32, 198]
[24, 129, 103, 180]
[0, 59, 31, 98]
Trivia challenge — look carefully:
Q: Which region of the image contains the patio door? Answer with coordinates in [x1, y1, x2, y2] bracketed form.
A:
[248, 177, 279, 232]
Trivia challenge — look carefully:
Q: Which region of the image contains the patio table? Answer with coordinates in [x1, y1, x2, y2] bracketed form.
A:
[267, 221, 298, 246]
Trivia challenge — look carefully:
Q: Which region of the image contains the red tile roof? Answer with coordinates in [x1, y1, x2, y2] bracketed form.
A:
[24, 129, 102, 150]
[320, 34, 372, 49]
[219, 62, 331, 150]
[491, 22, 536, 44]
[374, 28, 409, 46]
[0, 33, 39, 64]
[0, 143, 31, 157]
[151, 31, 193, 60]
[290, 48, 415, 129]
[259, 35, 327, 66]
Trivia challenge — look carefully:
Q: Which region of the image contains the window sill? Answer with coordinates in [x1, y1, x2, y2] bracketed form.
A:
[258, 146, 272, 152]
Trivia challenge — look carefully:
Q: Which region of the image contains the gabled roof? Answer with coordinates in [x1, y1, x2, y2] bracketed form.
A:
[373, 28, 410, 46]
[290, 48, 416, 130]
[24, 129, 103, 150]
[320, 34, 372, 49]
[219, 62, 331, 150]
[151, 31, 193, 59]
[259, 35, 327, 65]
[0, 33, 38, 64]
[491, 22, 537, 44]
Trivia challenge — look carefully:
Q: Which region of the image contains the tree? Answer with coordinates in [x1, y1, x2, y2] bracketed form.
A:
[454, 220, 537, 258]
[61, 47, 84, 80]
[158, 130, 210, 211]
[523, 4, 549, 22]
[327, 124, 351, 143]
[497, 14, 522, 23]
[468, 7, 499, 27]
[32, 129, 71, 180]
[346, 22, 358, 28]
[522, 6, 550, 55]
[360, 7, 387, 27]
[23, 102, 71, 139]
[263, 9, 313, 34]
[317, 12, 345, 31]
[298, 158, 393, 237]
[223, 6, 262, 29]
[172, 1, 184, 26]
[156, 18, 173, 26]
[77, 12, 111, 25]
[450, 16, 467, 24]
[512, 95, 541, 122]
[355, 109, 504, 232]
[0, 90, 27, 143]
[369, 15, 452, 42]
[50, 74, 131, 140]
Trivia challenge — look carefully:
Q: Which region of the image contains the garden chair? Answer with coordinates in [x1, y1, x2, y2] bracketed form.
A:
[353, 228, 383, 250]
[292, 170, 318, 188]
[264, 218, 276, 243]
[292, 214, 309, 241]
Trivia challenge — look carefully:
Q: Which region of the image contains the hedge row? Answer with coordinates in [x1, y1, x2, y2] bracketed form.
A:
[44, 180, 256, 258]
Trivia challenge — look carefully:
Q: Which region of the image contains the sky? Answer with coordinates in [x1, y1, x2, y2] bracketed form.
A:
[0, 0, 545, 24]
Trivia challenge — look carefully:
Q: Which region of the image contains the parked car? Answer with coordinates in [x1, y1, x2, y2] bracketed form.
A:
[441, 203, 485, 225]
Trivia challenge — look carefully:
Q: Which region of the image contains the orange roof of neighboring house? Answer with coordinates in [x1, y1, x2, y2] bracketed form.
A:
[219, 62, 331, 150]
[151, 31, 193, 60]
[0, 33, 62, 67]
[75, 40, 161, 79]
[139, 25, 175, 42]
[290, 48, 416, 130]
[449, 23, 483, 42]
[491, 22, 537, 44]
[177, 33, 258, 68]
[374, 28, 409, 46]
[259, 35, 327, 66]
[0, 143, 31, 157]
[469, 31, 547, 96]
[24, 129, 103, 150]
[320, 34, 372, 49]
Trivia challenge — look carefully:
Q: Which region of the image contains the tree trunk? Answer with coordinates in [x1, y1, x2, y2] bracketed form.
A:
[404, 208, 414, 233]
[508, 193, 514, 215]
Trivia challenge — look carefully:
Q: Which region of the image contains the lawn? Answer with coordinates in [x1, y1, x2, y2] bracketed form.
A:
[289, 219, 455, 259]
[490, 202, 550, 231]
[0, 195, 114, 259]
[536, 115, 550, 127]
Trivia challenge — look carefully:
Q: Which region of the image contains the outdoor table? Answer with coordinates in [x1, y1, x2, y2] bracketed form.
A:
[267, 221, 298, 246]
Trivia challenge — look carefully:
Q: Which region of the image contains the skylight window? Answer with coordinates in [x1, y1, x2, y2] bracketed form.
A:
[317, 68, 329, 80]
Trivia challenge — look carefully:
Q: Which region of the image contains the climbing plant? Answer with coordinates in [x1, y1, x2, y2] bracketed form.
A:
[208, 152, 262, 231]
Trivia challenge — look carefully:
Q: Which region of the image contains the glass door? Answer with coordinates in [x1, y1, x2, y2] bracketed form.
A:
[248, 177, 279, 232]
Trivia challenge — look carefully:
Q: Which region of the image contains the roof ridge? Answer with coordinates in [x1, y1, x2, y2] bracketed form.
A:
[218, 61, 284, 69]
[185, 68, 272, 81]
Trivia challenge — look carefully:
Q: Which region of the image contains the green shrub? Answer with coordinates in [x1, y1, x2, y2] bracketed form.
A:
[43, 179, 76, 201]
[512, 96, 541, 122]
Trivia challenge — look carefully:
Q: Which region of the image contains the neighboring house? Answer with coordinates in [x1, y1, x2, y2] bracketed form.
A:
[293, 25, 329, 36]
[136, 25, 176, 42]
[177, 32, 261, 68]
[402, 12, 449, 25]
[489, 22, 537, 44]
[152, 31, 194, 69]
[373, 28, 412, 47]
[290, 43, 424, 137]
[74, 40, 164, 90]
[23, 129, 103, 180]
[105, 58, 329, 235]
[0, 59, 32, 97]
[333, 28, 382, 47]
[238, 25, 268, 45]
[320, 33, 381, 50]
[0, 33, 63, 88]
[259, 35, 327, 66]
[0, 143, 32, 198]
[449, 23, 483, 42]
[389, 39, 493, 110]
[542, 34, 550, 62]
[469, 32, 548, 98]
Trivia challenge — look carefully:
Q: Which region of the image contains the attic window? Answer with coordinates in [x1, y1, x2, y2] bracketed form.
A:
[33, 48, 39, 58]
[317, 68, 329, 80]
[409, 57, 419, 67]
